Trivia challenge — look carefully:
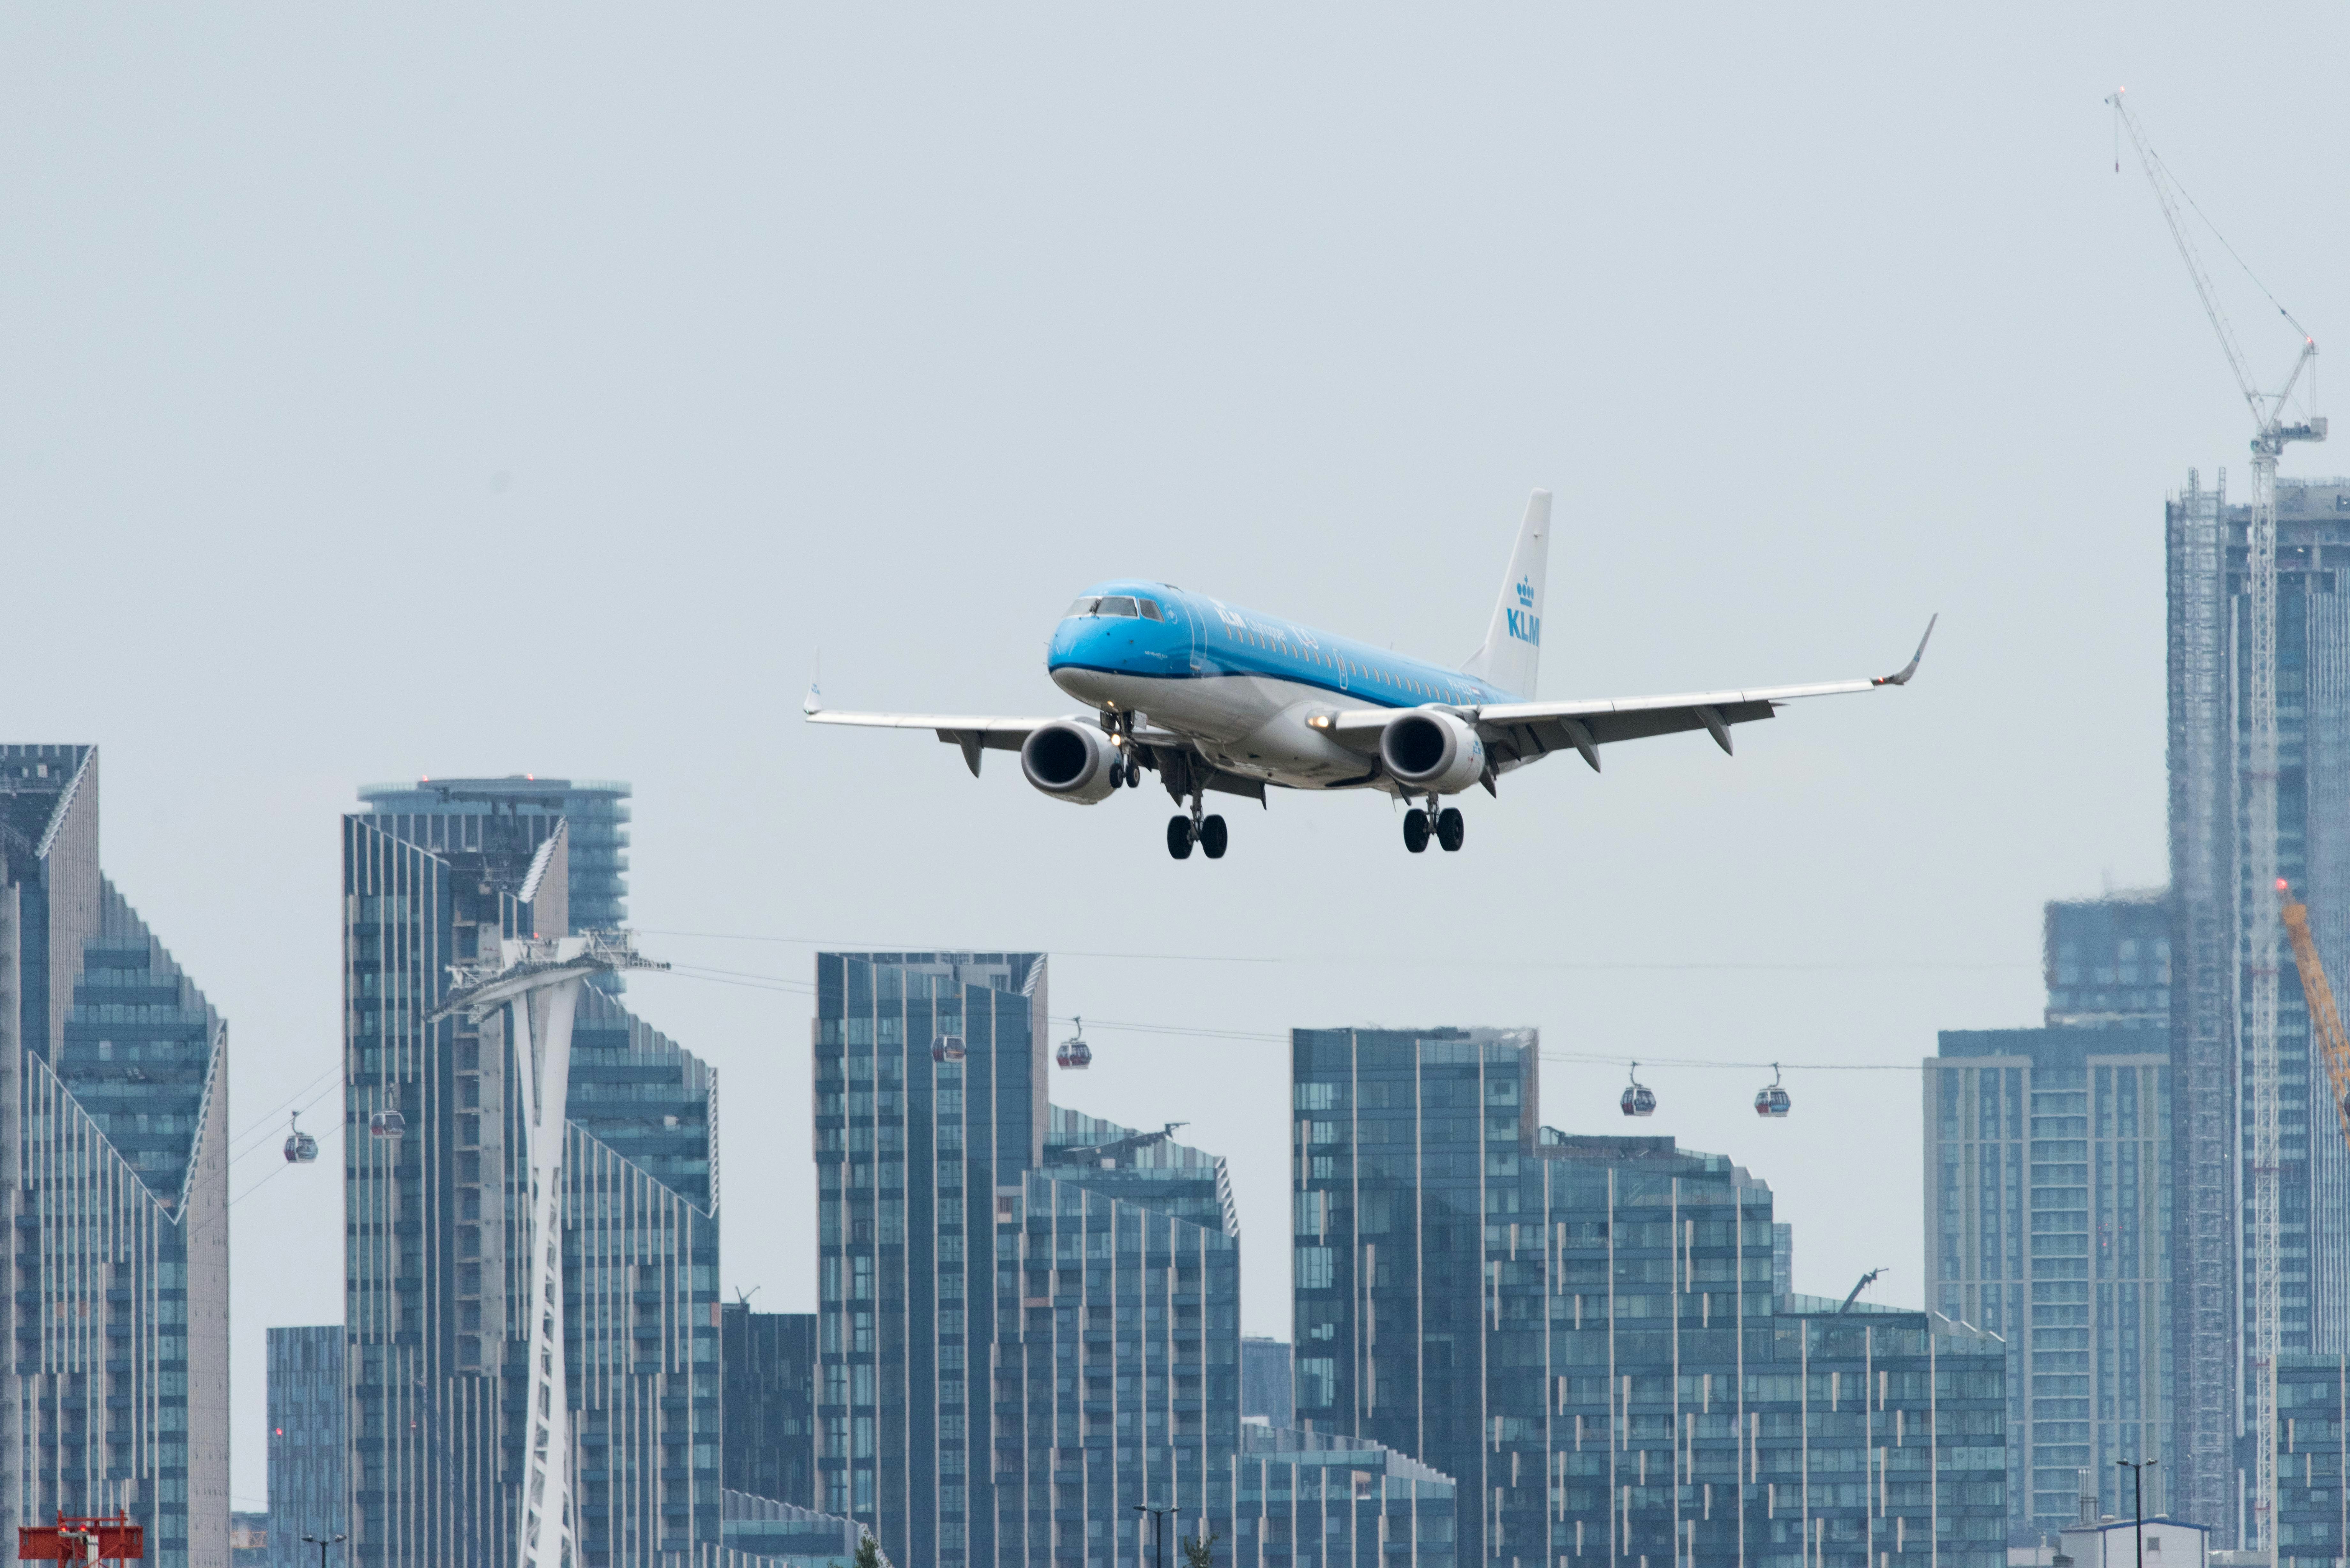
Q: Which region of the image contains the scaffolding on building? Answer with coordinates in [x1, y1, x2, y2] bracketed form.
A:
[2120, 89, 2326, 1547]
[2169, 467, 2238, 1536]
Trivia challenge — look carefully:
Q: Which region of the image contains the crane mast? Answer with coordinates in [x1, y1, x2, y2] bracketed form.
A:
[2110, 89, 2325, 1552]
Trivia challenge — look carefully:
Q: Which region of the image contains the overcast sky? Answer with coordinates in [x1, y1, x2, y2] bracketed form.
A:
[6, 4, 2348, 1513]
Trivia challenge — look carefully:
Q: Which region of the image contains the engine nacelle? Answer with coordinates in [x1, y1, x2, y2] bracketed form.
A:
[1020, 721, 1121, 804]
[1380, 710, 1485, 794]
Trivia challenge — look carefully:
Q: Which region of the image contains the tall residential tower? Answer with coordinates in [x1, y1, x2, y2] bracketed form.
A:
[0, 745, 231, 1565]
[2168, 473, 2350, 1535]
[341, 790, 718, 1568]
[1928, 894, 2174, 1539]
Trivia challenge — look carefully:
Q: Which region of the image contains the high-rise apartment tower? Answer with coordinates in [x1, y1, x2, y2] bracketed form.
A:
[0, 746, 231, 1565]
[2168, 473, 2350, 1537]
[341, 792, 718, 1567]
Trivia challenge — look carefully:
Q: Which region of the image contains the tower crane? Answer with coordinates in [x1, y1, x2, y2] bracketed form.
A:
[2110, 88, 2326, 1553]
[2279, 893, 2350, 1154]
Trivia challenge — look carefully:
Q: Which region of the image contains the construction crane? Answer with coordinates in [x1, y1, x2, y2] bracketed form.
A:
[2280, 893, 2350, 1150]
[2110, 87, 2326, 1555]
[1836, 1267, 1886, 1315]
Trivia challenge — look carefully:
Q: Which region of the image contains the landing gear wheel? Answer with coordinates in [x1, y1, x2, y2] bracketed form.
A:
[1166, 816, 1194, 860]
[1110, 760, 1127, 788]
[1403, 809, 1430, 854]
[1128, 761, 1143, 788]
[1200, 815, 1228, 859]
[1436, 808, 1465, 852]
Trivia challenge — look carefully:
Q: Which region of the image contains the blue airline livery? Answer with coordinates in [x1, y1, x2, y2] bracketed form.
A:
[807, 491, 1934, 859]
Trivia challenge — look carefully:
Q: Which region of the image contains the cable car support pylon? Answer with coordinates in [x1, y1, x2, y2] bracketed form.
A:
[428, 931, 667, 1568]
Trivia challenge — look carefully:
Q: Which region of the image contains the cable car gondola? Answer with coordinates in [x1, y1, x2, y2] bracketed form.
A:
[1753, 1064, 1791, 1119]
[1619, 1062, 1656, 1118]
[1056, 1017, 1092, 1071]
[369, 1088, 406, 1140]
[283, 1111, 319, 1165]
[930, 1034, 966, 1065]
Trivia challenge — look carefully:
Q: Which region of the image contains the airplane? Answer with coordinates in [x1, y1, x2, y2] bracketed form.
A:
[805, 490, 1935, 860]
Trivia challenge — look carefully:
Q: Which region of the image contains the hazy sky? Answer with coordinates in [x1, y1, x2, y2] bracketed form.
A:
[6, 4, 2347, 1513]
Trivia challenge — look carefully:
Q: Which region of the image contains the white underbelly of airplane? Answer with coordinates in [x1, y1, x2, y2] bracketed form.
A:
[1051, 667, 1379, 789]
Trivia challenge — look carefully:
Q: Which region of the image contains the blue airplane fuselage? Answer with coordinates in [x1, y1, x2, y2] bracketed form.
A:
[1045, 580, 1520, 789]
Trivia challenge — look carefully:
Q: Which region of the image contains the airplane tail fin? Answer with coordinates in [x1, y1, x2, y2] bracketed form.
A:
[1460, 489, 1551, 699]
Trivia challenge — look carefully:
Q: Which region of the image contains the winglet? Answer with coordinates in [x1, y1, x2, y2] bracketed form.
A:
[1871, 615, 1938, 688]
[803, 651, 823, 715]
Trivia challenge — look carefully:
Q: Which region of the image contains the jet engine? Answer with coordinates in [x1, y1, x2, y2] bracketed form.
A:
[1020, 721, 1121, 804]
[1379, 710, 1485, 794]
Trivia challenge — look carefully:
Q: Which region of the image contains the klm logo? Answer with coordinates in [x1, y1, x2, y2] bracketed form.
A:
[1507, 577, 1539, 644]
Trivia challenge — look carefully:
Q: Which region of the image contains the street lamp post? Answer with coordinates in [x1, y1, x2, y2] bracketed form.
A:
[2115, 1459, 2157, 1568]
[300, 1530, 346, 1568]
[1133, 1503, 1173, 1568]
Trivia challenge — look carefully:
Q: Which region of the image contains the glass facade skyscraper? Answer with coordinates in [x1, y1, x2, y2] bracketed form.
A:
[721, 1305, 817, 1509]
[342, 796, 718, 1568]
[266, 1326, 344, 1568]
[1294, 1025, 2008, 1568]
[812, 949, 1048, 1566]
[0, 744, 230, 1566]
[2168, 472, 2350, 1534]
[813, 951, 1262, 1568]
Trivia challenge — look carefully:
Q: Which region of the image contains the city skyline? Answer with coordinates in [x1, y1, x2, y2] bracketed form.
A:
[11, 2, 2350, 1541]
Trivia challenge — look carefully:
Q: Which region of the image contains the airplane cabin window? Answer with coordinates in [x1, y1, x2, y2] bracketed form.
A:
[1097, 596, 1140, 618]
[1066, 597, 1102, 618]
[1137, 599, 1164, 621]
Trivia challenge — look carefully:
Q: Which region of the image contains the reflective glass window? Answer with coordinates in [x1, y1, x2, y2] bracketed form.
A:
[1065, 597, 1102, 618]
[1137, 599, 1164, 621]
[1096, 596, 1140, 618]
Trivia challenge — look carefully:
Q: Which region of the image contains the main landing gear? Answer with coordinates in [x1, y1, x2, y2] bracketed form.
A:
[1403, 798, 1465, 854]
[1166, 790, 1226, 861]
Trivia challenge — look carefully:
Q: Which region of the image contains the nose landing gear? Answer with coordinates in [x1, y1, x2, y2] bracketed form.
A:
[1402, 797, 1467, 853]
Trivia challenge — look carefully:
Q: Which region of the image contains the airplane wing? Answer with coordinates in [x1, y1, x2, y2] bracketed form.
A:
[1323, 616, 1936, 771]
[804, 687, 1067, 778]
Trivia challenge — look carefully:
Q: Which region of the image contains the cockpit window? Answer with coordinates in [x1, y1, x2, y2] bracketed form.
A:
[1065, 597, 1102, 618]
[1137, 599, 1164, 621]
[1095, 596, 1140, 618]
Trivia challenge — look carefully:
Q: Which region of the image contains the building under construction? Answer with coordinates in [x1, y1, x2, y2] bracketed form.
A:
[2168, 471, 2350, 1542]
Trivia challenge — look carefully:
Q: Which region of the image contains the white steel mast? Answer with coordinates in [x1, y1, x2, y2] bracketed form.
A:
[431, 931, 667, 1568]
[2111, 89, 2324, 1550]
